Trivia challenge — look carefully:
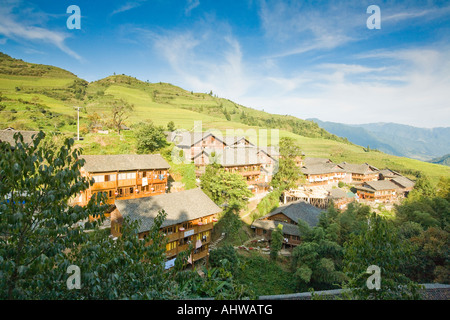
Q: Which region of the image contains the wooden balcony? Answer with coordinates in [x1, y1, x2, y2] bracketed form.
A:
[164, 223, 213, 242]
[193, 249, 208, 261]
[240, 170, 261, 176]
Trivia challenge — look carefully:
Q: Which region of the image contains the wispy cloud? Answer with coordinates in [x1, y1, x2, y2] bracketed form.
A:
[0, 4, 81, 60]
[185, 0, 200, 16]
[111, 0, 148, 16]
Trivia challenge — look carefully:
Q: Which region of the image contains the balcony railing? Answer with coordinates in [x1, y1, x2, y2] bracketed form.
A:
[164, 223, 213, 242]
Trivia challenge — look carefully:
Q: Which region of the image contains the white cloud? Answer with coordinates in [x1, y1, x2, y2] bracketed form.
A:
[0, 4, 81, 60]
[185, 0, 200, 16]
[111, 0, 148, 16]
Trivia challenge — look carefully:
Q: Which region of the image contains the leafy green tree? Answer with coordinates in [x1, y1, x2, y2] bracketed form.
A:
[166, 121, 176, 132]
[0, 131, 107, 299]
[343, 213, 423, 300]
[254, 189, 282, 220]
[291, 219, 345, 289]
[0, 132, 254, 300]
[270, 137, 303, 191]
[109, 99, 134, 134]
[134, 121, 168, 154]
[270, 224, 284, 261]
[209, 245, 240, 274]
[436, 176, 450, 201]
[200, 164, 252, 209]
[408, 175, 436, 200]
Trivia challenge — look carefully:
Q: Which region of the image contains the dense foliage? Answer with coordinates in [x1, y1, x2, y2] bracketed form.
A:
[0, 132, 254, 299]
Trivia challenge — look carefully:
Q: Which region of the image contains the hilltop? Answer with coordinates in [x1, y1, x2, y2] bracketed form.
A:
[0, 52, 449, 184]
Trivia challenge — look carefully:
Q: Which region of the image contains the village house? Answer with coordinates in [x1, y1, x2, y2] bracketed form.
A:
[391, 176, 416, 197]
[219, 147, 267, 194]
[75, 154, 170, 208]
[251, 200, 323, 247]
[257, 146, 279, 182]
[169, 130, 255, 163]
[0, 128, 40, 149]
[355, 180, 399, 202]
[378, 168, 403, 180]
[301, 158, 347, 186]
[174, 131, 228, 161]
[338, 162, 379, 184]
[110, 188, 221, 265]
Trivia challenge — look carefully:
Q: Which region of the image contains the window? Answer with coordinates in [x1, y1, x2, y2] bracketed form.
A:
[118, 173, 127, 180]
[105, 174, 116, 182]
[93, 175, 104, 183]
[166, 241, 177, 251]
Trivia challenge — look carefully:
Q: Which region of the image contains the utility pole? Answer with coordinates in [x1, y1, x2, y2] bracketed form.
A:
[75, 106, 81, 140]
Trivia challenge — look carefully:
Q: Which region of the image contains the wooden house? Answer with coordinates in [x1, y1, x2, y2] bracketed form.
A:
[257, 146, 279, 183]
[338, 162, 379, 184]
[0, 128, 40, 150]
[110, 188, 221, 264]
[301, 160, 347, 186]
[391, 176, 415, 197]
[219, 147, 267, 194]
[75, 154, 170, 208]
[251, 200, 323, 247]
[355, 180, 399, 202]
[378, 169, 402, 180]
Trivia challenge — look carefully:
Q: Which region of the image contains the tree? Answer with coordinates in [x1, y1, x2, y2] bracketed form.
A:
[0, 132, 253, 300]
[167, 121, 176, 132]
[200, 164, 252, 210]
[109, 99, 134, 134]
[270, 225, 284, 261]
[291, 221, 344, 289]
[343, 213, 423, 300]
[134, 121, 168, 154]
[0, 131, 108, 299]
[270, 137, 303, 191]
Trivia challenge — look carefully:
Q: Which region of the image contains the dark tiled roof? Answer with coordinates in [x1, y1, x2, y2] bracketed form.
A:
[115, 188, 222, 233]
[223, 136, 254, 146]
[174, 131, 226, 147]
[257, 146, 280, 158]
[379, 169, 401, 178]
[303, 157, 333, 166]
[301, 163, 345, 175]
[361, 180, 398, 191]
[0, 129, 40, 146]
[262, 200, 323, 227]
[251, 220, 300, 237]
[339, 162, 379, 175]
[80, 154, 170, 173]
[392, 176, 415, 189]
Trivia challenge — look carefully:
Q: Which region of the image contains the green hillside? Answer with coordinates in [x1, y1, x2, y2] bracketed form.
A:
[0, 52, 449, 184]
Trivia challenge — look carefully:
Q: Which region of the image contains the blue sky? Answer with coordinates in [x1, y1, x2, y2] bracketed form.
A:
[0, 0, 449, 127]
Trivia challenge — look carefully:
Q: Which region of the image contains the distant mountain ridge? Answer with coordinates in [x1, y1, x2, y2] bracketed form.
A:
[309, 119, 450, 162]
[428, 154, 450, 167]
